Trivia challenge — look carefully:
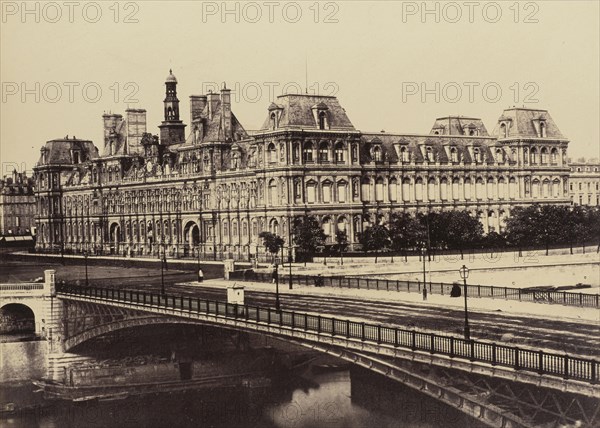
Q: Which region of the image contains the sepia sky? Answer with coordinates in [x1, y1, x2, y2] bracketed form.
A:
[1, 1, 599, 174]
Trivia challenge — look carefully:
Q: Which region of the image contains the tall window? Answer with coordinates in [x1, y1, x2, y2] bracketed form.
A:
[389, 178, 398, 202]
[306, 182, 316, 203]
[319, 142, 329, 162]
[303, 142, 314, 163]
[318, 111, 327, 130]
[473, 148, 481, 163]
[322, 181, 332, 203]
[270, 113, 277, 130]
[268, 179, 277, 206]
[450, 147, 458, 162]
[268, 143, 277, 163]
[372, 146, 382, 162]
[400, 146, 409, 162]
[334, 142, 345, 162]
[375, 177, 384, 202]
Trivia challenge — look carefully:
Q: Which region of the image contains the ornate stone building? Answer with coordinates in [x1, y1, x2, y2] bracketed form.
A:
[568, 158, 600, 206]
[33, 71, 571, 259]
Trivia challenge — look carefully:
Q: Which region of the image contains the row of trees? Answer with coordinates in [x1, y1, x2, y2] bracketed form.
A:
[258, 205, 600, 263]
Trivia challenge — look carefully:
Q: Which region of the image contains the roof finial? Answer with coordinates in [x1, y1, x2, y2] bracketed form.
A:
[170, 68, 172, 74]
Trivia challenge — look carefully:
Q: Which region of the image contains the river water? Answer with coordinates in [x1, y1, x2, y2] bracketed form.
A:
[2, 363, 481, 428]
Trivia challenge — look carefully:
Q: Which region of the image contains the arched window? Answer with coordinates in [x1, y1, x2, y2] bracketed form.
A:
[400, 146, 409, 162]
[318, 111, 327, 130]
[322, 180, 332, 203]
[495, 148, 504, 163]
[542, 179, 550, 197]
[509, 177, 517, 199]
[541, 148, 548, 164]
[426, 147, 433, 162]
[450, 147, 458, 163]
[552, 179, 560, 197]
[440, 178, 448, 200]
[361, 178, 371, 202]
[452, 177, 460, 200]
[476, 178, 486, 199]
[268, 179, 277, 206]
[372, 146, 382, 162]
[337, 180, 347, 203]
[303, 142, 314, 163]
[531, 148, 538, 164]
[498, 177, 506, 200]
[337, 216, 347, 233]
[269, 218, 279, 235]
[473, 148, 481, 163]
[500, 123, 507, 138]
[334, 142, 345, 162]
[540, 122, 546, 138]
[270, 113, 277, 130]
[375, 177, 384, 201]
[487, 177, 495, 199]
[389, 178, 398, 202]
[550, 148, 558, 164]
[464, 177, 473, 200]
[319, 142, 329, 162]
[427, 178, 436, 201]
[322, 217, 332, 239]
[268, 143, 277, 163]
[306, 181, 317, 203]
[402, 178, 411, 202]
[532, 179, 540, 198]
[415, 177, 423, 201]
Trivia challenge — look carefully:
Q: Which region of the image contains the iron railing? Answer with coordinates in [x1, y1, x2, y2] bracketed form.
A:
[57, 283, 599, 384]
[228, 271, 600, 308]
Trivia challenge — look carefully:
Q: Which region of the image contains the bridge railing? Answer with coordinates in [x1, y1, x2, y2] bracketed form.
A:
[56, 283, 599, 385]
[228, 270, 600, 308]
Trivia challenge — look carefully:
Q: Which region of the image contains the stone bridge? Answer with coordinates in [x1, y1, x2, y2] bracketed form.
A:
[2, 276, 598, 427]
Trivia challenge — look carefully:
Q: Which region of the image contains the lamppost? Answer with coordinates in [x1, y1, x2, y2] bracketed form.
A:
[421, 246, 427, 288]
[288, 244, 293, 290]
[160, 244, 166, 295]
[274, 262, 280, 311]
[84, 250, 89, 287]
[459, 264, 470, 340]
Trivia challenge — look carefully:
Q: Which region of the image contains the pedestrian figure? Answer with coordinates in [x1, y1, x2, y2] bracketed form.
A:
[450, 282, 461, 297]
[422, 287, 428, 300]
[198, 268, 204, 283]
[272, 264, 278, 284]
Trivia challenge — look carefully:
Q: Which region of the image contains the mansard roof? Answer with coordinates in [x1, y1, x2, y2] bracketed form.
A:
[430, 116, 489, 136]
[183, 96, 248, 146]
[259, 94, 355, 131]
[37, 138, 99, 166]
[491, 108, 565, 139]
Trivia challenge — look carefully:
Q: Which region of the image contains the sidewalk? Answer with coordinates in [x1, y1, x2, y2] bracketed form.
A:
[182, 278, 600, 325]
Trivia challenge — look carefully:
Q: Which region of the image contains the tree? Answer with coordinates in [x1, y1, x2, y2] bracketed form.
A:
[357, 223, 390, 263]
[389, 212, 425, 261]
[444, 211, 484, 259]
[334, 229, 349, 265]
[291, 215, 326, 263]
[258, 231, 284, 263]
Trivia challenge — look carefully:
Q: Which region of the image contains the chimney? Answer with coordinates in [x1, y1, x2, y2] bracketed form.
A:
[221, 85, 232, 139]
[207, 91, 219, 120]
[125, 109, 147, 155]
[102, 113, 123, 155]
[190, 95, 207, 123]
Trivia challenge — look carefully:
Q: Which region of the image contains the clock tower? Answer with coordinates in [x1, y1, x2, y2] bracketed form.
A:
[158, 69, 186, 146]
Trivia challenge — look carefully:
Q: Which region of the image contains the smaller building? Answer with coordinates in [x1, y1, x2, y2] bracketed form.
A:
[0, 171, 36, 236]
[568, 158, 600, 206]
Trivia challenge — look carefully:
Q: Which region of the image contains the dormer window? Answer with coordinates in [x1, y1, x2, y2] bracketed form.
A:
[318, 111, 327, 130]
[540, 121, 546, 138]
[270, 113, 277, 130]
[312, 102, 330, 130]
[473, 147, 481, 163]
[372, 145, 382, 162]
[450, 147, 458, 162]
[425, 147, 433, 162]
[72, 151, 80, 164]
[495, 148, 503, 163]
[400, 146, 409, 162]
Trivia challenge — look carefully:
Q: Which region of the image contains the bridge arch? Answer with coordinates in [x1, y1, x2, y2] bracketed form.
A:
[0, 302, 38, 335]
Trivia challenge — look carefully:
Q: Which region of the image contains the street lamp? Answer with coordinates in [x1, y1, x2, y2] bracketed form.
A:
[160, 244, 166, 295]
[420, 246, 427, 288]
[459, 264, 470, 340]
[274, 262, 281, 311]
[84, 250, 89, 287]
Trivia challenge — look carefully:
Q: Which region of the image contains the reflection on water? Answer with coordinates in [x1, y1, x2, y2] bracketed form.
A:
[3, 365, 481, 428]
